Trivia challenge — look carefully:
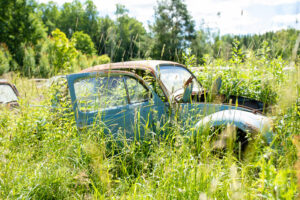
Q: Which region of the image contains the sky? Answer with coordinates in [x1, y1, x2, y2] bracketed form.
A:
[38, 0, 300, 35]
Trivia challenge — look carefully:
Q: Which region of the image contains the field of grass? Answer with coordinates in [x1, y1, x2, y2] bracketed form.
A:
[0, 54, 299, 199]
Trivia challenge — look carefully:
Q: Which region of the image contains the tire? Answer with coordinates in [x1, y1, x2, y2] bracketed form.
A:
[210, 124, 250, 159]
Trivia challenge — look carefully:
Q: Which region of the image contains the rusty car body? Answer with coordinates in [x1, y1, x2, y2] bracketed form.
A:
[65, 60, 273, 148]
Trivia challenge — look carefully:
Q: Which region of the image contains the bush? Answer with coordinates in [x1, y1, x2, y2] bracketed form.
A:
[91, 54, 110, 66]
[0, 45, 11, 76]
[38, 53, 51, 77]
[51, 29, 78, 74]
[23, 46, 36, 77]
[76, 52, 89, 70]
[34, 38, 53, 77]
[0, 30, 108, 78]
[71, 31, 95, 56]
[195, 41, 286, 104]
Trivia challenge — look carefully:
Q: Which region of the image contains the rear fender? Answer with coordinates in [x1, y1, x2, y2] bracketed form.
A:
[194, 110, 273, 143]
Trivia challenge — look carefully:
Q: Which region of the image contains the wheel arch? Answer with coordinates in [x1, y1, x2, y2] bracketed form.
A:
[194, 109, 273, 144]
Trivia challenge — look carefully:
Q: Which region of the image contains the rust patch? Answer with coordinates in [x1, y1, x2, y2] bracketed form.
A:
[80, 60, 183, 74]
[244, 122, 260, 134]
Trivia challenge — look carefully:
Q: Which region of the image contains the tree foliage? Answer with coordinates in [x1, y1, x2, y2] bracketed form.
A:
[208, 29, 300, 61]
[51, 29, 77, 73]
[113, 4, 148, 61]
[151, 0, 195, 61]
[0, 45, 11, 76]
[0, 0, 46, 65]
[0, 0, 298, 77]
[38, 2, 60, 35]
[191, 27, 213, 64]
[71, 31, 95, 55]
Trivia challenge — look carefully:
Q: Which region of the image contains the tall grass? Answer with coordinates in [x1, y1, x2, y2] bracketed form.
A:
[0, 50, 299, 199]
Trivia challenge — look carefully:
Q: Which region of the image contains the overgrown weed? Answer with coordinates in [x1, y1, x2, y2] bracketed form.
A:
[0, 48, 299, 199]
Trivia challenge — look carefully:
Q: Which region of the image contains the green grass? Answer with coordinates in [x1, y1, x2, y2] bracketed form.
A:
[0, 56, 299, 199]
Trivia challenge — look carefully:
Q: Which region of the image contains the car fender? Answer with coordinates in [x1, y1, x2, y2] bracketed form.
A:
[194, 109, 273, 143]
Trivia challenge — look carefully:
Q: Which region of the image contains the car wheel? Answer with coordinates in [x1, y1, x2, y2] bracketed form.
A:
[210, 124, 250, 159]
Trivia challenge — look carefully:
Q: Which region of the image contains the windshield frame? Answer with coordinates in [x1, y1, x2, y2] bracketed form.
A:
[156, 64, 203, 98]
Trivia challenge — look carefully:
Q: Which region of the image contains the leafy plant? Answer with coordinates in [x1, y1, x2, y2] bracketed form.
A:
[71, 31, 95, 55]
[51, 28, 78, 74]
[0, 45, 11, 76]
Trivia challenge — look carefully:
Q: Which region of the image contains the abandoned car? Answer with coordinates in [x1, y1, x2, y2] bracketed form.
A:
[63, 60, 273, 150]
[0, 80, 19, 108]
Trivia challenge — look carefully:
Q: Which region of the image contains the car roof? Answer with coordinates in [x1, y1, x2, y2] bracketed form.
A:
[80, 60, 184, 73]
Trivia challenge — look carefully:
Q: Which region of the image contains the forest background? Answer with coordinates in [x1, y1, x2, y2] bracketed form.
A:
[0, 0, 299, 77]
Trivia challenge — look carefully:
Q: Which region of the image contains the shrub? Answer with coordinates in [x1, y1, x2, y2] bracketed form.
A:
[76, 52, 89, 70]
[51, 29, 78, 74]
[0, 45, 11, 76]
[71, 31, 96, 56]
[23, 46, 36, 77]
[34, 38, 53, 77]
[91, 54, 110, 66]
[38, 53, 51, 77]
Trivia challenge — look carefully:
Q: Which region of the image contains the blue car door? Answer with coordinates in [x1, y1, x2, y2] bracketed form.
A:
[123, 75, 169, 138]
[67, 72, 131, 135]
[123, 75, 161, 139]
[67, 71, 168, 139]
